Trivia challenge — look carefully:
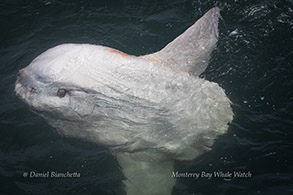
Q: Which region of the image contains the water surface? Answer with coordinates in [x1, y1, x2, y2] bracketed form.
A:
[0, 0, 292, 195]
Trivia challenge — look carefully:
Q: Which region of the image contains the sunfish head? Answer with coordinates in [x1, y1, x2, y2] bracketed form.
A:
[15, 44, 95, 121]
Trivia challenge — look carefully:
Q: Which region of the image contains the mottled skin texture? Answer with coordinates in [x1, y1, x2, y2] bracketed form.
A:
[15, 8, 233, 195]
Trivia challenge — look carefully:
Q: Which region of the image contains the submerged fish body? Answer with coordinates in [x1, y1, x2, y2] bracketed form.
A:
[15, 7, 233, 195]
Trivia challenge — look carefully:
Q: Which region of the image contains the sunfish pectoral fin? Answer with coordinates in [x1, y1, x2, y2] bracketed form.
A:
[145, 7, 220, 76]
[69, 93, 95, 117]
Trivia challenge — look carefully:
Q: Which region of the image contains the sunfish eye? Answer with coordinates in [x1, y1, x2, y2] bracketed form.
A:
[57, 88, 67, 98]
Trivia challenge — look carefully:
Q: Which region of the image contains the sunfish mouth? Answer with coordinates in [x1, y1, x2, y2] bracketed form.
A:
[15, 71, 37, 106]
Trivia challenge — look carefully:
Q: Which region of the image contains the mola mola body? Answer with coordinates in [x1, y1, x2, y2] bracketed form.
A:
[15, 7, 233, 195]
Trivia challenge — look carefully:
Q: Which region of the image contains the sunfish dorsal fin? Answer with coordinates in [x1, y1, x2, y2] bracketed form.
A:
[145, 7, 220, 76]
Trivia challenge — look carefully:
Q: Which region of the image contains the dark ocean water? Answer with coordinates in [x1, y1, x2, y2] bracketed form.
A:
[0, 0, 292, 195]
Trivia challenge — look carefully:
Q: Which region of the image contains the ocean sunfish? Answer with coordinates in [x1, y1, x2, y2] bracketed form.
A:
[15, 7, 233, 195]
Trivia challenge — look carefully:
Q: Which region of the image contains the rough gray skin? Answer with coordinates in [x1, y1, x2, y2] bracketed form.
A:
[15, 8, 233, 195]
